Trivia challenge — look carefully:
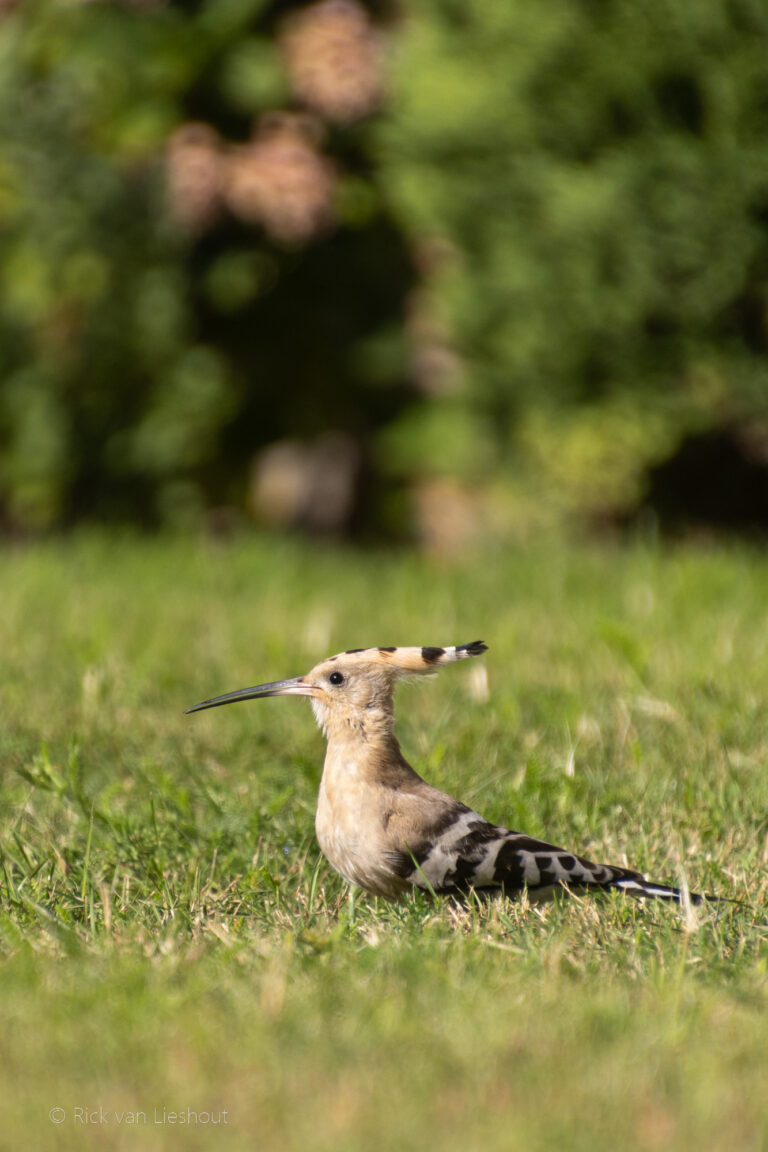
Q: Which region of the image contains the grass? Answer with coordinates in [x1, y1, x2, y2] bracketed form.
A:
[0, 530, 766, 1151]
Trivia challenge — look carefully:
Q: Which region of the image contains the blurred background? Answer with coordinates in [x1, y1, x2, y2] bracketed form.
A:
[1, 0, 768, 549]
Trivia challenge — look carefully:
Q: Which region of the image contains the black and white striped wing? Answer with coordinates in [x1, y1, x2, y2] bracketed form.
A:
[394, 810, 695, 904]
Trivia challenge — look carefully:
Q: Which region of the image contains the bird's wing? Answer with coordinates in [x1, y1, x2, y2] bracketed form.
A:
[387, 810, 695, 903]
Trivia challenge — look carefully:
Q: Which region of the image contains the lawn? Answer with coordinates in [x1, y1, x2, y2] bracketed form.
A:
[0, 532, 766, 1151]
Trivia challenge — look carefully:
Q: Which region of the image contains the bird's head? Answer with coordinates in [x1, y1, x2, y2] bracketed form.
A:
[186, 641, 487, 737]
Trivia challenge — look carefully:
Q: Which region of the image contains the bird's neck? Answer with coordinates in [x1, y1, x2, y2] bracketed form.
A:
[324, 705, 395, 752]
[320, 708, 422, 788]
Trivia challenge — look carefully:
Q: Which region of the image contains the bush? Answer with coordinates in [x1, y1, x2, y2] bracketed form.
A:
[2, 0, 768, 534]
[380, 0, 768, 507]
[0, 0, 413, 532]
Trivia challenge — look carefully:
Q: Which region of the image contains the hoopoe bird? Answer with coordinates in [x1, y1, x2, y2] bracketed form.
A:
[187, 641, 709, 905]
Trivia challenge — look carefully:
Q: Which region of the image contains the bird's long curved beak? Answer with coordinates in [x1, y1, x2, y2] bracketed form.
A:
[185, 676, 317, 714]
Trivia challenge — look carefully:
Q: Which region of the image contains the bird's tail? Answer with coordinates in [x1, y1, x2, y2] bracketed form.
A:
[602, 870, 710, 906]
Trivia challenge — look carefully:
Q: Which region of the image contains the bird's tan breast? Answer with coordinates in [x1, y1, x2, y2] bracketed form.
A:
[315, 756, 403, 896]
[314, 741, 466, 898]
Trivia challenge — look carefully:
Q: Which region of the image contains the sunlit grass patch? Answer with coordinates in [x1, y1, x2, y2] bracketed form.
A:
[0, 533, 766, 1150]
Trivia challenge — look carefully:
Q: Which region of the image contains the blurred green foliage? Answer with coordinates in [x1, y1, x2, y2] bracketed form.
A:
[382, 0, 768, 506]
[0, 1, 217, 527]
[0, 0, 414, 532]
[1, 0, 767, 533]
[388, 0, 768, 402]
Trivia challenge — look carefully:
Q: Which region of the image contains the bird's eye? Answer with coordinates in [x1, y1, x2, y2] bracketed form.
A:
[329, 671, 344, 686]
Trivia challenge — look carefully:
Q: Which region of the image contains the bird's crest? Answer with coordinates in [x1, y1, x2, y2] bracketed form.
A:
[329, 641, 488, 677]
